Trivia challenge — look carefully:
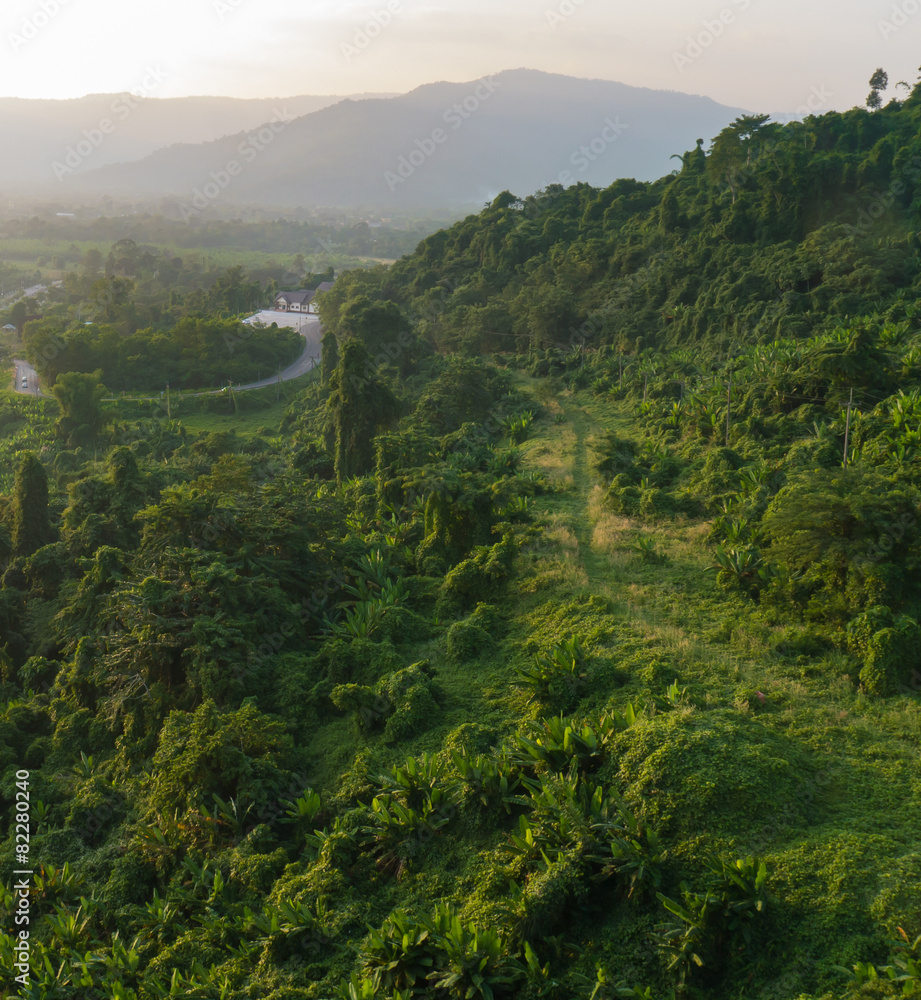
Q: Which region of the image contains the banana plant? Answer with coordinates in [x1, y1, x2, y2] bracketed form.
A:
[654, 857, 768, 988]
[503, 411, 534, 444]
[604, 807, 666, 896]
[338, 972, 411, 999]
[32, 862, 86, 910]
[514, 636, 588, 705]
[631, 535, 661, 563]
[511, 713, 617, 774]
[376, 753, 457, 811]
[708, 544, 762, 591]
[663, 402, 684, 429]
[426, 904, 524, 999]
[521, 941, 562, 998]
[282, 788, 323, 825]
[71, 751, 97, 779]
[44, 899, 99, 949]
[360, 910, 436, 991]
[451, 749, 521, 812]
[837, 926, 921, 992]
[325, 599, 388, 639]
[134, 889, 188, 948]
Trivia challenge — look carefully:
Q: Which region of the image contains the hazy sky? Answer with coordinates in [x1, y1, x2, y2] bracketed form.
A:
[0, 0, 917, 112]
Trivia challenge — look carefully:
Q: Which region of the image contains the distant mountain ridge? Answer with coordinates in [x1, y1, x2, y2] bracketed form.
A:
[63, 70, 749, 212]
[0, 92, 397, 191]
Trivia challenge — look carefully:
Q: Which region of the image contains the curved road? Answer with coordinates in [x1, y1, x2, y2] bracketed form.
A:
[11, 314, 323, 398]
[235, 314, 322, 390]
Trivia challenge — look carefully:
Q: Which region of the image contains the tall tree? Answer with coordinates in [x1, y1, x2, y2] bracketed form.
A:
[867, 68, 889, 110]
[52, 370, 109, 447]
[730, 113, 772, 166]
[12, 452, 52, 557]
[321, 328, 339, 387]
[327, 340, 399, 482]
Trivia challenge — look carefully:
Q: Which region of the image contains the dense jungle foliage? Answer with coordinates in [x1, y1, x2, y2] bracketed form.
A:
[1, 72, 921, 1000]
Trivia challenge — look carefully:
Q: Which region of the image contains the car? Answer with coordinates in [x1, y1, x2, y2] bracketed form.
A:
[21, 377, 27, 388]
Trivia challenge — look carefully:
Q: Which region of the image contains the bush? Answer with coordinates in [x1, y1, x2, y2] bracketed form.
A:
[446, 602, 501, 662]
[616, 712, 813, 839]
[446, 620, 492, 663]
[639, 488, 674, 520]
[332, 661, 442, 741]
[314, 637, 402, 686]
[376, 605, 434, 644]
[101, 849, 159, 908]
[607, 483, 641, 517]
[847, 607, 921, 696]
[440, 533, 517, 611]
[384, 683, 441, 743]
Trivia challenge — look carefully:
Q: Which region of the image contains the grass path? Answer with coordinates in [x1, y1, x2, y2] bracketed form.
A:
[565, 397, 608, 582]
[514, 379, 762, 700]
[516, 381, 661, 614]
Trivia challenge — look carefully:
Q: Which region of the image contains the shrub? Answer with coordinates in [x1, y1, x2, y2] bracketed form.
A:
[847, 606, 921, 696]
[607, 483, 641, 517]
[440, 533, 517, 611]
[376, 605, 434, 644]
[616, 712, 813, 839]
[446, 620, 492, 663]
[384, 682, 441, 743]
[639, 487, 674, 520]
[330, 683, 391, 731]
[333, 662, 442, 739]
[514, 851, 589, 941]
[315, 637, 403, 686]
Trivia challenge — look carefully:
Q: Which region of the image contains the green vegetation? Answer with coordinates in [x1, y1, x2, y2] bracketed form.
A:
[0, 212, 444, 283]
[1, 69, 921, 1000]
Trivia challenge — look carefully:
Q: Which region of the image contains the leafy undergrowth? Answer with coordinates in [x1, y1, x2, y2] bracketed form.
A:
[0, 367, 916, 999]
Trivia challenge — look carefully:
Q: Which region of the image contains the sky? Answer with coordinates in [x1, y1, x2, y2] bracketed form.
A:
[0, 0, 918, 113]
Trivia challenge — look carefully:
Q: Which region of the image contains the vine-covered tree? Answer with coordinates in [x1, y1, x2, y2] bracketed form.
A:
[12, 452, 52, 557]
[327, 339, 399, 482]
[52, 370, 109, 447]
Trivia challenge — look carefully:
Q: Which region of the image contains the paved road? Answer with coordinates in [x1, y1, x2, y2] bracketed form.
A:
[3, 281, 61, 303]
[235, 314, 322, 390]
[12, 359, 42, 396]
[8, 285, 59, 397]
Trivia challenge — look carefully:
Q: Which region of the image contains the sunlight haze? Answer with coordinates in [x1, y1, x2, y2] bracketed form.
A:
[1, 0, 917, 111]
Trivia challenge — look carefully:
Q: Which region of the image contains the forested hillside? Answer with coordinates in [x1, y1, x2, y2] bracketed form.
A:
[1, 72, 920, 1000]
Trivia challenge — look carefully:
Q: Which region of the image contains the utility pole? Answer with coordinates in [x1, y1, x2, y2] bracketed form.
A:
[725, 374, 732, 448]
[843, 388, 854, 469]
